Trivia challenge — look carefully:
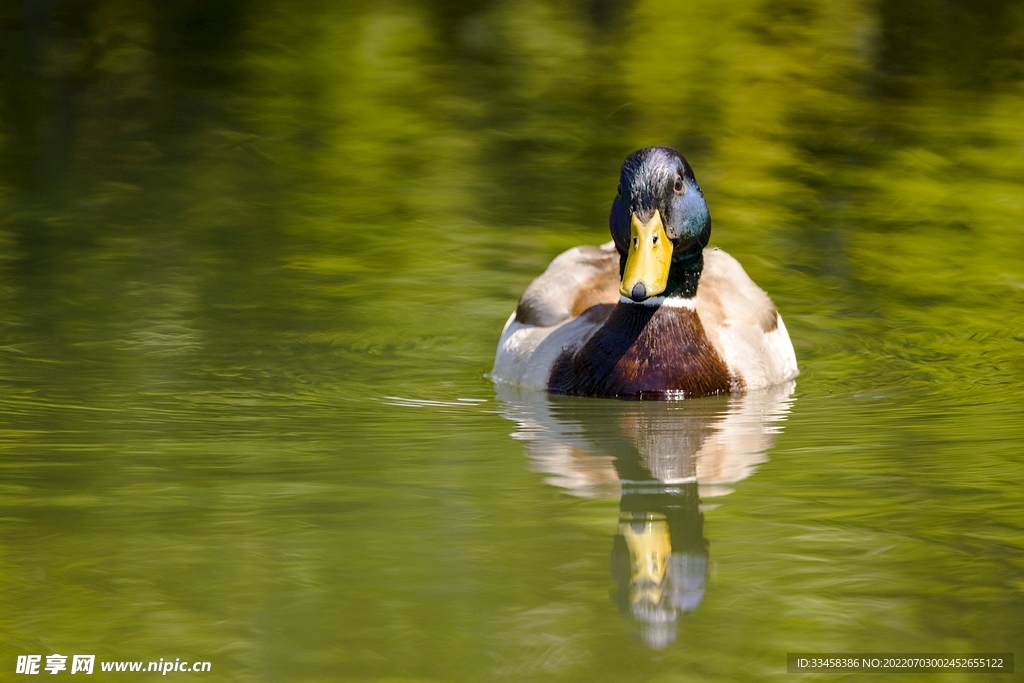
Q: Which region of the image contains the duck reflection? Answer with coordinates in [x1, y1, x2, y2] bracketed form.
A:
[612, 484, 707, 648]
[495, 382, 795, 648]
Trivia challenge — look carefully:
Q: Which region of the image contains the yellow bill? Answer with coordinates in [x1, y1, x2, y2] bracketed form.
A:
[620, 517, 671, 605]
[620, 210, 673, 299]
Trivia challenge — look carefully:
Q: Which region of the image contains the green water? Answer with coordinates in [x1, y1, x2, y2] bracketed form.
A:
[2, 0, 1024, 680]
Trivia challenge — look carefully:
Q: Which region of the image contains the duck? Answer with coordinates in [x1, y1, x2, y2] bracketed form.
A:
[491, 146, 798, 399]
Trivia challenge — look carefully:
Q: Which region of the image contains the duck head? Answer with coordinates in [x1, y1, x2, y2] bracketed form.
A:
[609, 147, 711, 301]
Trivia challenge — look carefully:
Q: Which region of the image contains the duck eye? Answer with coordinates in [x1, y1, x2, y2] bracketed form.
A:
[673, 176, 684, 193]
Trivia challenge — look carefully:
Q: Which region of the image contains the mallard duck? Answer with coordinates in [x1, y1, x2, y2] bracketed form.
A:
[492, 146, 798, 399]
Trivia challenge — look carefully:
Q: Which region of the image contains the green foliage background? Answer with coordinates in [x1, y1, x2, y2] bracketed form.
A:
[0, 0, 1023, 681]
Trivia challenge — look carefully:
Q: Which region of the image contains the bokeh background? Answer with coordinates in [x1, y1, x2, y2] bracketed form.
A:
[1, 0, 1023, 681]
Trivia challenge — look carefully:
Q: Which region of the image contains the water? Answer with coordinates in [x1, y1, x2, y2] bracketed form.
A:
[2, 0, 1024, 680]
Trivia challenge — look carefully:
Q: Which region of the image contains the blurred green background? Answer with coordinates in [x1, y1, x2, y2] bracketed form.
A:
[1, 0, 1023, 680]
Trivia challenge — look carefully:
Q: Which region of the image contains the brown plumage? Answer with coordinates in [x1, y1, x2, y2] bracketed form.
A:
[548, 304, 735, 399]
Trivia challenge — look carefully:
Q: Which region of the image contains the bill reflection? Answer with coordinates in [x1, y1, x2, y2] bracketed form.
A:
[497, 383, 795, 647]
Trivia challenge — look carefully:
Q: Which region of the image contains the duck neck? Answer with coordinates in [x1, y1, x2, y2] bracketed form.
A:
[664, 249, 703, 299]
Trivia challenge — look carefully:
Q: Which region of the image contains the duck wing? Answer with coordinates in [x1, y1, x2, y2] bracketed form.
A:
[695, 248, 799, 389]
[515, 242, 620, 327]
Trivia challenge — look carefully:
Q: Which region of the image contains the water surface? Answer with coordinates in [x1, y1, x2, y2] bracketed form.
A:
[1, 0, 1023, 680]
